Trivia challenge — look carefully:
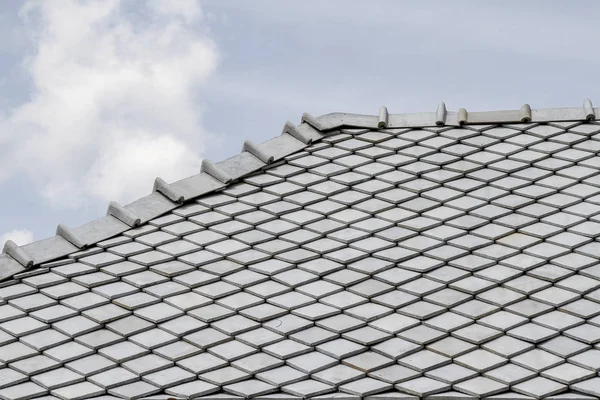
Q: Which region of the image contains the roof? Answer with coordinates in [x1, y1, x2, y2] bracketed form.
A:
[1, 101, 600, 400]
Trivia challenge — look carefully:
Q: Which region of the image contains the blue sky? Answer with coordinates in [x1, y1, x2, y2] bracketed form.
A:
[0, 0, 598, 247]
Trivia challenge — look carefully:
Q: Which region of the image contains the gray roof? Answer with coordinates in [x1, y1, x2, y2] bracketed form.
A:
[1, 101, 600, 400]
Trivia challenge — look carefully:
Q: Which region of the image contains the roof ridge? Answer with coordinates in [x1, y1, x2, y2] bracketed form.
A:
[1, 98, 597, 280]
[0, 117, 328, 281]
[307, 99, 598, 131]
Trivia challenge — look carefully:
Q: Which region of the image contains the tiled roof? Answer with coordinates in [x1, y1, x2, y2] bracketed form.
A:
[2, 102, 600, 399]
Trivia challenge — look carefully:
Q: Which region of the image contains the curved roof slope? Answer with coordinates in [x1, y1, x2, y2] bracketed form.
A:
[2, 104, 600, 400]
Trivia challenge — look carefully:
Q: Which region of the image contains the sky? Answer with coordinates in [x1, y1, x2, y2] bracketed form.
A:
[0, 0, 598, 248]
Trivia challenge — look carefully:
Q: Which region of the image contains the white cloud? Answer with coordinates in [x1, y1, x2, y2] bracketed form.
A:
[0, 0, 218, 207]
[0, 229, 34, 248]
[84, 132, 201, 203]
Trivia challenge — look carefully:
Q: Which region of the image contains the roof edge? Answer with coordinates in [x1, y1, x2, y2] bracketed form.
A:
[2, 99, 598, 279]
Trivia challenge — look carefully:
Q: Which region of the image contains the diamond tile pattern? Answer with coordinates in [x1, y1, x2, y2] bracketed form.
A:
[5, 122, 600, 399]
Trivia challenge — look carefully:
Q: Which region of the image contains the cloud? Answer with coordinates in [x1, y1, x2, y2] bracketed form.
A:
[0, 229, 34, 248]
[84, 132, 201, 203]
[0, 0, 218, 207]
